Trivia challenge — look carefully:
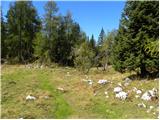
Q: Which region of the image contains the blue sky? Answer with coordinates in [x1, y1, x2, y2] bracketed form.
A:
[1, 1, 125, 41]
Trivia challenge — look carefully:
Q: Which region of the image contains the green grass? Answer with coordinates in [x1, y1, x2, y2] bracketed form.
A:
[1, 65, 159, 118]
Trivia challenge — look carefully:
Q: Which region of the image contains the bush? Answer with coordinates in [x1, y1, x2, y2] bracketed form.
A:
[74, 41, 95, 73]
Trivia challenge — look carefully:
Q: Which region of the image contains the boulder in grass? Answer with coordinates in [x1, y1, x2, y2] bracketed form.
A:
[124, 82, 130, 86]
[141, 91, 152, 101]
[124, 77, 132, 83]
[26, 95, 36, 100]
[97, 79, 108, 85]
[87, 80, 93, 85]
[149, 106, 154, 110]
[57, 87, 67, 92]
[136, 90, 142, 94]
[115, 91, 128, 100]
[114, 86, 123, 93]
[141, 88, 158, 101]
[106, 95, 109, 98]
[117, 82, 122, 87]
[104, 91, 108, 95]
[137, 102, 146, 108]
[135, 95, 140, 98]
[132, 87, 137, 92]
[83, 79, 93, 85]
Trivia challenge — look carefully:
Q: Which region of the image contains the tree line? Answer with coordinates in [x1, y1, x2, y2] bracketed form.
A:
[1, 1, 159, 77]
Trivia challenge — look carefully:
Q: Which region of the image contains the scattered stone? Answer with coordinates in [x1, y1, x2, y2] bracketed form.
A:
[115, 91, 128, 100]
[135, 95, 140, 98]
[132, 87, 137, 92]
[141, 88, 158, 101]
[124, 82, 130, 86]
[106, 95, 109, 98]
[83, 79, 93, 85]
[149, 106, 154, 110]
[88, 81, 93, 85]
[153, 112, 156, 115]
[154, 78, 159, 81]
[88, 80, 93, 85]
[137, 102, 146, 108]
[85, 75, 89, 79]
[104, 91, 108, 95]
[26, 95, 36, 100]
[94, 92, 97, 96]
[44, 96, 49, 99]
[136, 90, 142, 94]
[141, 91, 152, 101]
[146, 109, 150, 113]
[97, 79, 108, 85]
[66, 72, 71, 76]
[57, 87, 66, 92]
[26, 64, 33, 69]
[114, 86, 122, 93]
[117, 82, 122, 86]
[40, 65, 44, 69]
[124, 77, 132, 83]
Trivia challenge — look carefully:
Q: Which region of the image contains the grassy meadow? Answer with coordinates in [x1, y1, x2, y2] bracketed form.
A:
[1, 65, 159, 119]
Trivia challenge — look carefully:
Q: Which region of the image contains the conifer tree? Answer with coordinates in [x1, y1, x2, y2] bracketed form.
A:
[112, 1, 159, 77]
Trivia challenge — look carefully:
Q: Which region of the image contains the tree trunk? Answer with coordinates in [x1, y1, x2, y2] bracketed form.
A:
[140, 64, 148, 78]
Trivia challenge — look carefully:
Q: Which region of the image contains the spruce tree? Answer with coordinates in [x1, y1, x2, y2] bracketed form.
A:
[89, 34, 96, 50]
[112, 1, 159, 77]
[1, 10, 7, 60]
[6, 1, 41, 63]
[98, 28, 105, 46]
[43, 1, 59, 63]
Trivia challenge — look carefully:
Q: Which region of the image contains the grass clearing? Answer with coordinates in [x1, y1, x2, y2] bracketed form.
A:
[1, 65, 159, 118]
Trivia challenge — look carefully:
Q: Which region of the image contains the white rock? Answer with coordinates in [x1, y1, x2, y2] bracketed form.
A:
[87, 79, 92, 82]
[97, 79, 108, 84]
[26, 95, 36, 100]
[40, 65, 44, 69]
[94, 93, 97, 96]
[141, 88, 158, 101]
[138, 102, 146, 108]
[141, 91, 151, 101]
[149, 106, 154, 109]
[117, 82, 122, 86]
[146, 109, 150, 113]
[44, 96, 49, 99]
[106, 95, 109, 98]
[115, 91, 128, 100]
[148, 90, 155, 97]
[57, 87, 64, 91]
[88, 81, 93, 85]
[132, 87, 137, 92]
[104, 91, 108, 95]
[66, 72, 71, 76]
[135, 95, 140, 98]
[153, 112, 156, 115]
[154, 78, 159, 81]
[124, 82, 129, 86]
[136, 90, 142, 94]
[85, 75, 89, 79]
[82, 79, 93, 85]
[124, 77, 132, 83]
[114, 87, 123, 93]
